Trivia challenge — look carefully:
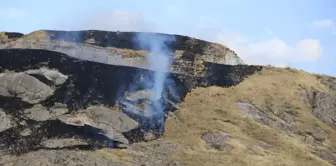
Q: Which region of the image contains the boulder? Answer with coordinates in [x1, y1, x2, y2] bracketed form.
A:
[202, 131, 233, 152]
[236, 102, 294, 135]
[24, 104, 68, 121]
[24, 105, 55, 121]
[0, 73, 54, 104]
[24, 68, 68, 85]
[57, 106, 139, 145]
[236, 102, 270, 124]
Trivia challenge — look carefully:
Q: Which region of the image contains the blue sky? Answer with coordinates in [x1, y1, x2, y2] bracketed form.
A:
[1, 0, 335, 76]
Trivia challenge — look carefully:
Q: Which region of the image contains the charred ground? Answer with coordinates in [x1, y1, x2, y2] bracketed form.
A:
[0, 48, 261, 156]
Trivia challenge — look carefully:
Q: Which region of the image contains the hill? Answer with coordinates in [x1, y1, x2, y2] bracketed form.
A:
[0, 30, 336, 166]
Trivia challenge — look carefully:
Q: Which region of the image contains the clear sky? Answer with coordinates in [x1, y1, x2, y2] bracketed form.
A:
[1, 0, 335, 76]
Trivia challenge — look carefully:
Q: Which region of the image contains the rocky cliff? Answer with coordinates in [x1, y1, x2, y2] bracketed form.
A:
[0, 30, 336, 166]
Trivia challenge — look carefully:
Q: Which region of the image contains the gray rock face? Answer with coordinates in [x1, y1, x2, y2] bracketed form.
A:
[49, 103, 69, 115]
[57, 106, 139, 145]
[312, 91, 336, 126]
[0, 110, 16, 132]
[236, 102, 270, 124]
[0, 73, 54, 104]
[202, 131, 233, 152]
[316, 74, 336, 92]
[236, 102, 294, 135]
[24, 105, 55, 121]
[23, 104, 68, 121]
[24, 68, 68, 85]
[1, 149, 125, 166]
[278, 112, 295, 123]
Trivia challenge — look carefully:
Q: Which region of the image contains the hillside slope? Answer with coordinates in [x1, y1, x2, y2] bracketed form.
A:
[93, 67, 336, 166]
[0, 30, 336, 166]
[90, 68, 336, 166]
[0, 48, 259, 166]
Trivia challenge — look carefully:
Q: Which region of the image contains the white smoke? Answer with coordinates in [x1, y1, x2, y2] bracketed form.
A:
[134, 32, 174, 115]
[117, 32, 176, 133]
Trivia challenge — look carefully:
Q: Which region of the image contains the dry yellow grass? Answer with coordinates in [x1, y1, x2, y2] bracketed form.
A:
[97, 66, 336, 165]
[0, 32, 9, 43]
[24, 30, 50, 41]
[162, 67, 335, 166]
[96, 149, 138, 166]
[110, 47, 149, 57]
[109, 48, 186, 58]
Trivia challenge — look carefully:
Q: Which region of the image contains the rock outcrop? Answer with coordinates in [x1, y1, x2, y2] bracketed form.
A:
[57, 106, 139, 146]
[312, 91, 336, 126]
[202, 131, 233, 152]
[0, 72, 55, 104]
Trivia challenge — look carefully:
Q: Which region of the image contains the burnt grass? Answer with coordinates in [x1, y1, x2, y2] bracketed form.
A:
[0, 49, 262, 155]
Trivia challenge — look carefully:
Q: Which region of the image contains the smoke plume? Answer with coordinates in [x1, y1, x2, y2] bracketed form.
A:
[135, 32, 174, 110]
[117, 32, 176, 133]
